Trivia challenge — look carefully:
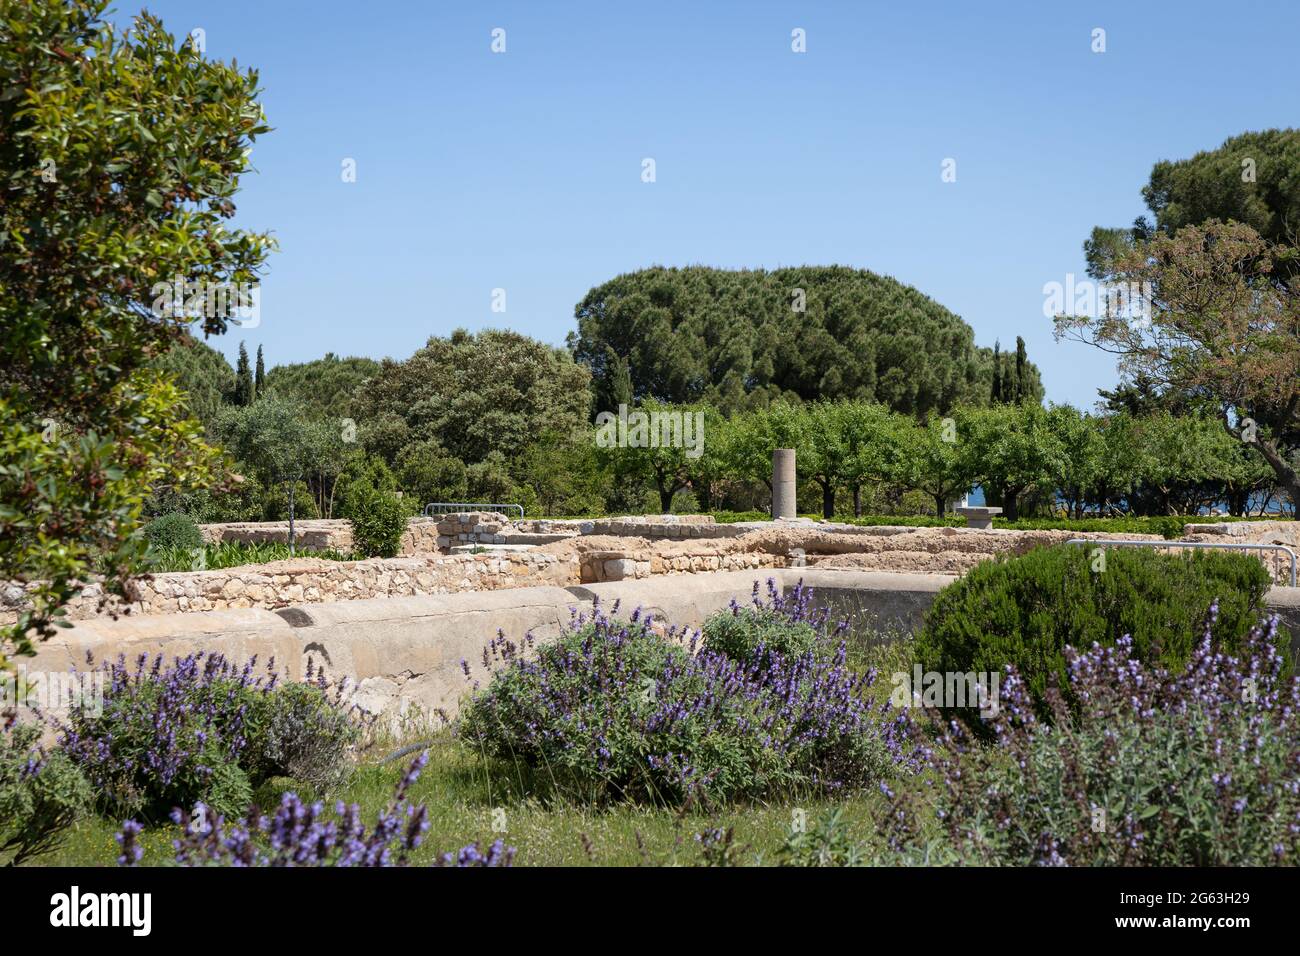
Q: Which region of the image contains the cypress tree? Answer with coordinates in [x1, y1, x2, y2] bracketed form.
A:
[991, 341, 1003, 404]
[593, 345, 633, 417]
[234, 341, 254, 406]
[1014, 336, 1028, 405]
[254, 344, 265, 398]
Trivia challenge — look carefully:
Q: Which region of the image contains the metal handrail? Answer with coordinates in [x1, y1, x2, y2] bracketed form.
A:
[1065, 538, 1297, 588]
[423, 502, 525, 520]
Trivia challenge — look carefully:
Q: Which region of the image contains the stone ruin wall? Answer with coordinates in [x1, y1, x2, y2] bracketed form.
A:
[7, 511, 1299, 624]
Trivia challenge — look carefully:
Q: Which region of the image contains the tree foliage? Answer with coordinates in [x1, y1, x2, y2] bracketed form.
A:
[0, 0, 272, 661]
[354, 328, 591, 468]
[1060, 220, 1300, 508]
[569, 266, 1042, 416]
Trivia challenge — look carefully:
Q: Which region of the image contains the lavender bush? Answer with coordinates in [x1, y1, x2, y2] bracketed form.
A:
[1, 719, 91, 864]
[881, 605, 1300, 866]
[458, 581, 916, 806]
[117, 752, 515, 867]
[61, 652, 360, 821]
[702, 580, 838, 667]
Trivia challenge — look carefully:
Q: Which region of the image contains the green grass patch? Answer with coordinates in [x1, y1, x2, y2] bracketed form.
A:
[144, 540, 354, 572]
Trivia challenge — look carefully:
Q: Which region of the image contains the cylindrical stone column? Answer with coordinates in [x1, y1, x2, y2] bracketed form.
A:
[772, 448, 796, 519]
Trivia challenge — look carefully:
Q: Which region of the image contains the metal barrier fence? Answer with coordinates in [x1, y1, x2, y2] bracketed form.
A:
[423, 502, 525, 520]
[1065, 538, 1297, 587]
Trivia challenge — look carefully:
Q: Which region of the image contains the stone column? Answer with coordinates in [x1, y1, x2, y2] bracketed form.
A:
[772, 448, 796, 519]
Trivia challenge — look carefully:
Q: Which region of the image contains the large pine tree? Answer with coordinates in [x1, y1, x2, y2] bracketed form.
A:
[254, 344, 266, 399]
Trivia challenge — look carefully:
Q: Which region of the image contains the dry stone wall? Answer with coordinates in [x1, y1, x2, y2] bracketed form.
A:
[13, 513, 1299, 624]
[201, 519, 354, 551]
[1, 550, 578, 623]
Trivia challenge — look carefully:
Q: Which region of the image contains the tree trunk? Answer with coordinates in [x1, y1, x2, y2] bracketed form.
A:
[853, 484, 862, 518]
[287, 480, 296, 555]
[934, 494, 946, 517]
[695, 480, 712, 512]
[821, 481, 835, 520]
[659, 483, 674, 513]
[1250, 436, 1300, 519]
[1002, 488, 1020, 521]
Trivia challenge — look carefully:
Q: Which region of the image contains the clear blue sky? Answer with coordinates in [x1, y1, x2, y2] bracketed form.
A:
[123, 0, 1299, 409]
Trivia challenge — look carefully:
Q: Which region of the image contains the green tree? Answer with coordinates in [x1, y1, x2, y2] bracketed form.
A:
[150, 335, 236, 432]
[716, 403, 804, 499]
[354, 329, 590, 468]
[1014, 337, 1029, 404]
[569, 266, 1043, 416]
[894, 413, 978, 517]
[837, 402, 905, 518]
[254, 345, 265, 399]
[0, 0, 272, 663]
[596, 400, 709, 513]
[1086, 129, 1300, 281]
[1059, 221, 1300, 509]
[517, 428, 608, 516]
[963, 404, 1064, 520]
[990, 341, 1003, 403]
[217, 398, 326, 551]
[234, 342, 254, 407]
[1045, 405, 1105, 518]
[395, 439, 467, 508]
[263, 353, 379, 419]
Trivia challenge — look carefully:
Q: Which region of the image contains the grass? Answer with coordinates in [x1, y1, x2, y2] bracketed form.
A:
[144, 540, 355, 572]
[28, 736, 895, 867]
[21, 622, 917, 868]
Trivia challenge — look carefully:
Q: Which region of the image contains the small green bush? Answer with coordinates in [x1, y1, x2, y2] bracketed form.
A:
[249, 681, 361, 793]
[146, 541, 352, 572]
[347, 483, 408, 558]
[262, 480, 321, 521]
[1, 722, 92, 864]
[883, 621, 1300, 865]
[63, 653, 360, 821]
[143, 511, 203, 552]
[459, 595, 912, 805]
[702, 607, 819, 667]
[913, 543, 1286, 721]
[776, 809, 865, 867]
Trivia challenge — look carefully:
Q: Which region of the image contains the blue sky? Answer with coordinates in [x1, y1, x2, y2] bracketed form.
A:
[122, 0, 1298, 409]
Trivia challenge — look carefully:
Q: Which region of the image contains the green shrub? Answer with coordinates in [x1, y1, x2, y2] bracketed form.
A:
[701, 579, 845, 669]
[261, 480, 321, 521]
[913, 543, 1286, 721]
[347, 483, 408, 558]
[143, 511, 203, 552]
[63, 653, 359, 821]
[250, 681, 361, 793]
[459, 596, 913, 805]
[702, 608, 819, 667]
[1, 722, 92, 864]
[776, 809, 865, 867]
[145, 541, 353, 572]
[883, 620, 1300, 865]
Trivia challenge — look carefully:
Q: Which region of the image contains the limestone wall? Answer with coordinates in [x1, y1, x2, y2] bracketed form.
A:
[1, 550, 578, 624]
[26, 569, 1300, 724]
[201, 519, 354, 551]
[11, 517, 1298, 625]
